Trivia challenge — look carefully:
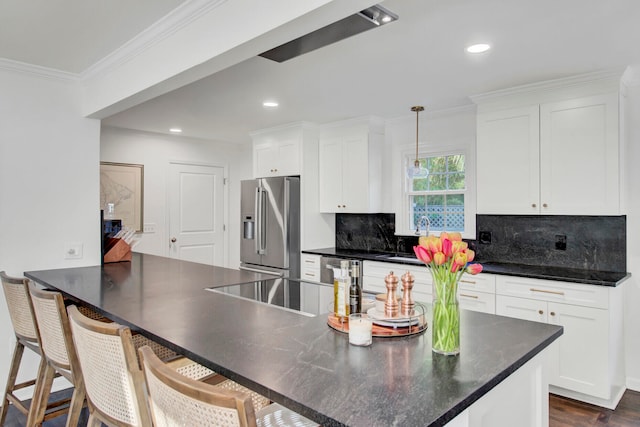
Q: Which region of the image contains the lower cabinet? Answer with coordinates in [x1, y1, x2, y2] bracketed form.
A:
[300, 253, 321, 282]
[496, 276, 625, 409]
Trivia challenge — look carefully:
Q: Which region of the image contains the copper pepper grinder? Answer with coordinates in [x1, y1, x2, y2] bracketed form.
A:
[400, 271, 415, 316]
[384, 271, 399, 317]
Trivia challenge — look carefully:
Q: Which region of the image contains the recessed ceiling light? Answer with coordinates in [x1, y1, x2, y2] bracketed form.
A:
[263, 101, 279, 108]
[381, 15, 392, 23]
[466, 43, 491, 54]
[169, 128, 182, 133]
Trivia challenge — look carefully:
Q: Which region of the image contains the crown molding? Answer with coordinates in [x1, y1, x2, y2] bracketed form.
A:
[470, 68, 625, 106]
[0, 58, 79, 82]
[80, 0, 229, 80]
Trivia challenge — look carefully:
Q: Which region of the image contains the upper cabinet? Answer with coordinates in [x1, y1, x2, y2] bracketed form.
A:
[475, 73, 621, 215]
[251, 122, 315, 178]
[318, 118, 384, 213]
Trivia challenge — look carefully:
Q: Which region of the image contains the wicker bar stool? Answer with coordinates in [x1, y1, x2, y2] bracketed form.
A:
[139, 345, 319, 427]
[27, 285, 87, 426]
[67, 305, 152, 427]
[0, 272, 67, 425]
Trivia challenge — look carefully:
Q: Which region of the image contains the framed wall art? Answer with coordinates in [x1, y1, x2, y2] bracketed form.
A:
[100, 162, 144, 232]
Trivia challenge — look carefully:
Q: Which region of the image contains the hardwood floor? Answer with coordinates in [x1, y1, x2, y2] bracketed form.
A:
[3, 389, 639, 426]
[550, 391, 640, 427]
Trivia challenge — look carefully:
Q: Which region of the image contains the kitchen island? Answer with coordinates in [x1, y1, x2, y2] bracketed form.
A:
[26, 253, 563, 427]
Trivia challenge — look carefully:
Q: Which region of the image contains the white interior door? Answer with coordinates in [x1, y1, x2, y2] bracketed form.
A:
[169, 163, 225, 266]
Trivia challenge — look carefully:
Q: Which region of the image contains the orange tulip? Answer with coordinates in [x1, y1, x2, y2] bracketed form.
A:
[451, 241, 468, 254]
[466, 249, 475, 262]
[433, 252, 446, 265]
[439, 231, 450, 242]
[428, 236, 442, 254]
[448, 232, 463, 242]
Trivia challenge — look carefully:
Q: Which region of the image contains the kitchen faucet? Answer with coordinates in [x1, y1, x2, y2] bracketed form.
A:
[415, 215, 430, 236]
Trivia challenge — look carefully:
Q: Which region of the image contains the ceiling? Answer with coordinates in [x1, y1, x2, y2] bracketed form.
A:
[3, 0, 640, 143]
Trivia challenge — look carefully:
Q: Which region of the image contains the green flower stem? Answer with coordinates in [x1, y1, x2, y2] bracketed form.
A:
[430, 262, 462, 355]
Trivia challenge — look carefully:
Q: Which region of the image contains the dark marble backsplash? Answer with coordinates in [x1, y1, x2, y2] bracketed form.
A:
[476, 215, 626, 273]
[335, 213, 396, 252]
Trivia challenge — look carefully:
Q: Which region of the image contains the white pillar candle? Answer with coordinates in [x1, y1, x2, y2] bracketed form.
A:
[349, 314, 372, 346]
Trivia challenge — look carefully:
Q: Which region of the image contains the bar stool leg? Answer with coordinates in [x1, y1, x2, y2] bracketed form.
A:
[26, 358, 54, 427]
[0, 341, 26, 425]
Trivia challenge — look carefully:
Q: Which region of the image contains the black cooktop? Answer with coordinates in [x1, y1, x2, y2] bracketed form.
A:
[208, 278, 335, 317]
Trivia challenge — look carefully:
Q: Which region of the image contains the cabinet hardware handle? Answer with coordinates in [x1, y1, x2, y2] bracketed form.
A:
[460, 280, 476, 284]
[304, 260, 315, 263]
[530, 288, 565, 296]
[532, 203, 537, 208]
[538, 310, 544, 315]
[304, 273, 315, 277]
[550, 312, 556, 316]
[543, 203, 548, 208]
[459, 293, 478, 299]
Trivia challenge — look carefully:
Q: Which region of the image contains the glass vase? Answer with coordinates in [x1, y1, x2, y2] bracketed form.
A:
[430, 268, 460, 355]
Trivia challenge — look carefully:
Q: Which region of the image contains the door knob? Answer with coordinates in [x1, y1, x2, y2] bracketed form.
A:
[171, 237, 177, 243]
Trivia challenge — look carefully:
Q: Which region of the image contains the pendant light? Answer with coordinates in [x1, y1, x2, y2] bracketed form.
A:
[406, 106, 429, 179]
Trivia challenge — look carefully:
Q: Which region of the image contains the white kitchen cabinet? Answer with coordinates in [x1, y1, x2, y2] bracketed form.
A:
[476, 92, 619, 215]
[252, 122, 316, 178]
[495, 275, 624, 409]
[318, 118, 383, 213]
[300, 253, 321, 283]
[362, 261, 496, 314]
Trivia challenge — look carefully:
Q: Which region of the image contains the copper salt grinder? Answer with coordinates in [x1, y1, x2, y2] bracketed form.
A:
[384, 271, 399, 318]
[400, 271, 415, 316]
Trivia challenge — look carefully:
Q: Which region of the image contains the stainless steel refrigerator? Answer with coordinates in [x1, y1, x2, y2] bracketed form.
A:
[240, 177, 300, 278]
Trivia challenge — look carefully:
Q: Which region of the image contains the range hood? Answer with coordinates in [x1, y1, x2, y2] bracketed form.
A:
[259, 4, 398, 63]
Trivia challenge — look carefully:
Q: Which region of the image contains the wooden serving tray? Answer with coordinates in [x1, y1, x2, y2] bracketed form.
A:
[327, 314, 428, 338]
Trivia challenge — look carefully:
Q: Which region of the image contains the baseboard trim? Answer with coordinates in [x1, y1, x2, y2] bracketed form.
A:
[549, 384, 626, 410]
[626, 377, 640, 392]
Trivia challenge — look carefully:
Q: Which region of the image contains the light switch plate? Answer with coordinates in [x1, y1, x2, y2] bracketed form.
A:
[143, 223, 156, 233]
[64, 242, 83, 259]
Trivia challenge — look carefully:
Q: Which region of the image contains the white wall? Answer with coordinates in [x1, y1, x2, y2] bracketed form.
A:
[100, 126, 252, 268]
[622, 69, 640, 392]
[0, 68, 100, 391]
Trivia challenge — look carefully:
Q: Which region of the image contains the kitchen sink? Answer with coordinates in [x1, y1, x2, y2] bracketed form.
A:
[375, 254, 421, 264]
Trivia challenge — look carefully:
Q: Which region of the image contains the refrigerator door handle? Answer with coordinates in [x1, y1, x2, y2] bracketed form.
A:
[259, 189, 267, 255]
[254, 188, 261, 254]
[239, 265, 285, 277]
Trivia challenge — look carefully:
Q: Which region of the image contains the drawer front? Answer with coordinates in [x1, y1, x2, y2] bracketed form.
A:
[301, 267, 321, 283]
[458, 290, 496, 314]
[362, 261, 432, 286]
[301, 253, 321, 268]
[459, 273, 496, 294]
[496, 276, 608, 309]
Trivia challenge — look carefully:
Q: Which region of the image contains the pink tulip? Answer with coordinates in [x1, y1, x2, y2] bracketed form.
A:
[433, 252, 446, 265]
[439, 232, 450, 242]
[442, 238, 453, 258]
[466, 263, 483, 275]
[413, 245, 432, 264]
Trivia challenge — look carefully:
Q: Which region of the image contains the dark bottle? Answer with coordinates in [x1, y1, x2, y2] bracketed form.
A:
[349, 260, 362, 314]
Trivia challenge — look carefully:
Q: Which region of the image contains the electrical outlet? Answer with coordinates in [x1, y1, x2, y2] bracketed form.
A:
[479, 231, 492, 244]
[64, 242, 83, 259]
[555, 235, 567, 251]
[143, 223, 156, 233]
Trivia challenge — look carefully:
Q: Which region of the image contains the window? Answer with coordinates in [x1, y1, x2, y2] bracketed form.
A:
[406, 153, 466, 234]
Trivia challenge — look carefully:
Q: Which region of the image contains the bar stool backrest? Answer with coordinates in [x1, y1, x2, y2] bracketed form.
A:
[139, 345, 257, 427]
[67, 305, 151, 427]
[0, 271, 39, 343]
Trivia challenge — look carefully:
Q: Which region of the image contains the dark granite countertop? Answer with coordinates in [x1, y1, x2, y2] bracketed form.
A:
[302, 248, 630, 287]
[26, 253, 562, 427]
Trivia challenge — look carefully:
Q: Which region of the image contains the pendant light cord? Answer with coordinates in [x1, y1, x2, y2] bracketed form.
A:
[411, 106, 424, 168]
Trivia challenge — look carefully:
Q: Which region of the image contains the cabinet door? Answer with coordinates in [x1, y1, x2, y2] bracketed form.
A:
[547, 302, 610, 399]
[341, 134, 369, 212]
[476, 106, 540, 214]
[276, 139, 301, 176]
[254, 143, 278, 178]
[540, 93, 619, 215]
[318, 137, 344, 212]
[496, 295, 547, 323]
